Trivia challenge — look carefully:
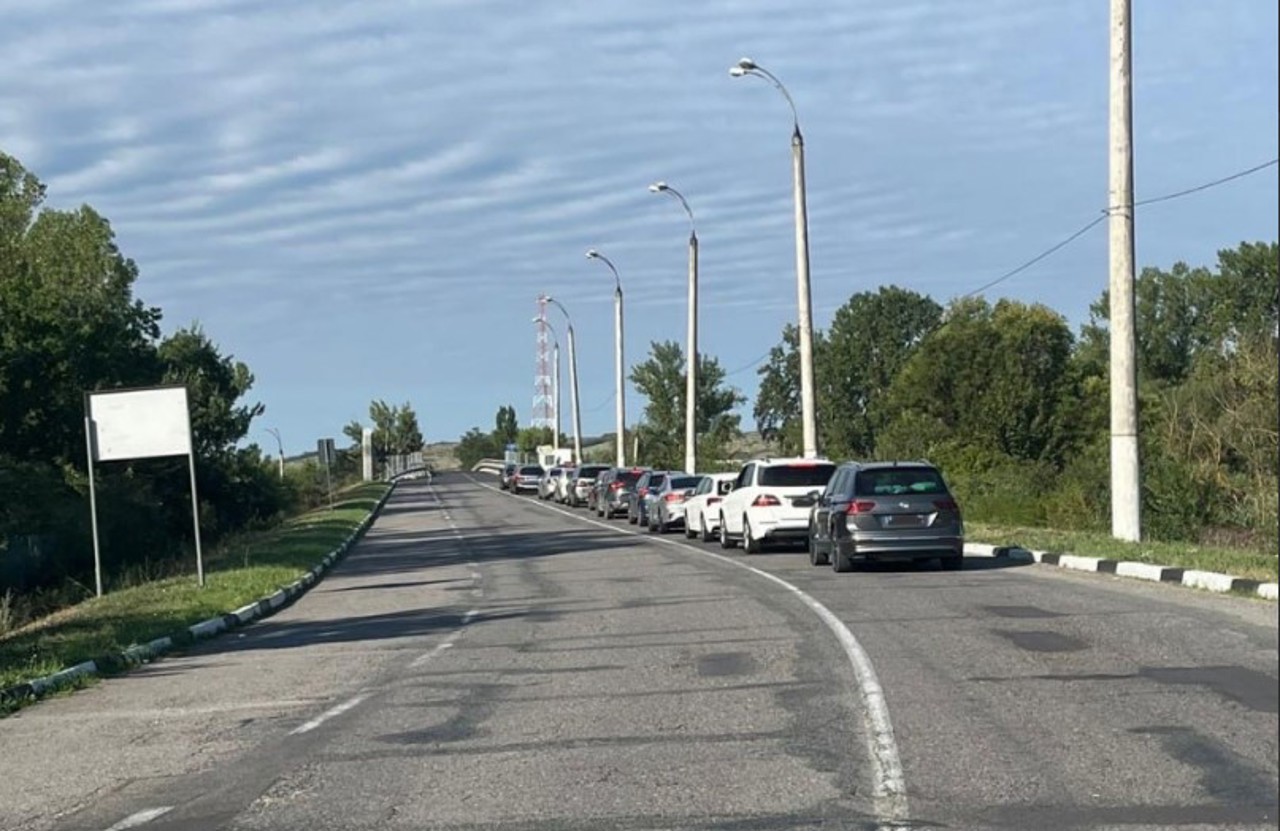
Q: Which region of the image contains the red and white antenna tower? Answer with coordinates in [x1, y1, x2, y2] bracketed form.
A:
[532, 295, 554, 429]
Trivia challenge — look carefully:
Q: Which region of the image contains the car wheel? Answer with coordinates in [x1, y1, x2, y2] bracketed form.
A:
[718, 514, 737, 549]
[832, 543, 854, 573]
[808, 527, 829, 566]
[743, 518, 763, 554]
[700, 517, 715, 543]
[684, 514, 697, 539]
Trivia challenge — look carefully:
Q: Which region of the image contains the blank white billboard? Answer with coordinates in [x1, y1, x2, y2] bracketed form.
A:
[88, 386, 192, 462]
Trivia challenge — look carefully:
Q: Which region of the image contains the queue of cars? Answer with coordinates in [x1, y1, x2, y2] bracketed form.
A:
[499, 456, 965, 572]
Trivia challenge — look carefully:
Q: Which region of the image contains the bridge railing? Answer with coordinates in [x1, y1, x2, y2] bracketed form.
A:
[471, 458, 506, 475]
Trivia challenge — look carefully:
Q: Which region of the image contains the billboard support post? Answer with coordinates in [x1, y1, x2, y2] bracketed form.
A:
[83, 413, 104, 598]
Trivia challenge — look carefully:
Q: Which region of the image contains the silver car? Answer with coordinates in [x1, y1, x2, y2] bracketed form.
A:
[510, 464, 544, 495]
[807, 461, 964, 572]
[646, 473, 703, 533]
[538, 467, 564, 500]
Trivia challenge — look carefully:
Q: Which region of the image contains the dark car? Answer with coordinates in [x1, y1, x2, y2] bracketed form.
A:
[596, 467, 650, 519]
[568, 463, 611, 507]
[499, 462, 518, 490]
[807, 461, 964, 572]
[627, 470, 670, 526]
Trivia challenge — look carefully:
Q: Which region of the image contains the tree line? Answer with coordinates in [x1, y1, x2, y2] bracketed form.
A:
[755, 241, 1277, 550]
[1, 151, 298, 609]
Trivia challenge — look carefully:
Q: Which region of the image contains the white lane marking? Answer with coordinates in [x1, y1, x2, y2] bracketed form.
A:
[103, 807, 173, 830]
[410, 640, 454, 667]
[468, 475, 910, 826]
[289, 694, 368, 736]
[409, 609, 479, 667]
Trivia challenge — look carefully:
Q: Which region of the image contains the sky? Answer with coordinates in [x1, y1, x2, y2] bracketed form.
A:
[2, 0, 1277, 456]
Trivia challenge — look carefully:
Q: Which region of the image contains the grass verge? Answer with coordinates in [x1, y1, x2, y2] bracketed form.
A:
[969, 522, 1279, 583]
[0, 482, 390, 698]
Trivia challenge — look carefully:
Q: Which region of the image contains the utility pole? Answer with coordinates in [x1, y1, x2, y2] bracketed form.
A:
[1109, 0, 1141, 541]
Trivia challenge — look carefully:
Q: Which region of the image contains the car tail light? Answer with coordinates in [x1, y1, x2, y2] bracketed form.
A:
[638, 487, 649, 496]
[934, 499, 959, 511]
[609, 481, 623, 490]
[845, 501, 876, 514]
[707, 497, 722, 506]
[752, 494, 781, 507]
[664, 493, 684, 503]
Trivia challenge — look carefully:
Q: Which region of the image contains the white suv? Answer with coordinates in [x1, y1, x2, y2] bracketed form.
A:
[718, 458, 837, 553]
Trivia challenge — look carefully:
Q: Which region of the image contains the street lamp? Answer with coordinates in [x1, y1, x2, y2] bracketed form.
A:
[265, 427, 284, 480]
[649, 181, 699, 474]
[541, 295, 583, 465]
[533, 315, 563, 460]
[586, 249, 626, 467]
[730, 57, 818, 459]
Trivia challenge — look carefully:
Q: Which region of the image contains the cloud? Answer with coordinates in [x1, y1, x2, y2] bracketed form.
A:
[1, 0, 1275, 445]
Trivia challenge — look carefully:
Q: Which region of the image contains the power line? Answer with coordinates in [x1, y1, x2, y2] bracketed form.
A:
[1132, 157, 1277, 209]
[725, 349, 774, 377]
[961, 157, 1278, 298]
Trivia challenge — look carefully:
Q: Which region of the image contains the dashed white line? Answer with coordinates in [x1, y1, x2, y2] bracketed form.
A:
[289, 694, 368, 735]
[468, 474, 910, 826]
[103, 807, 173, 830]
[410, 640, 455, 668]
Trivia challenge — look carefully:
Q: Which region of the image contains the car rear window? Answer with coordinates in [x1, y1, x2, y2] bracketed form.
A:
[519, 466, 543, 476]
[759, 463, 836, 487]
[855, 467, 947, 496]
[579, 465, 610, 477]
[669, 476, 700, 490]
[616, 470, 644, 484]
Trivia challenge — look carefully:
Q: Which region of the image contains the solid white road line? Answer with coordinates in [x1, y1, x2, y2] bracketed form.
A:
[466, 475, 910, 827]
[103, 807, 173, 830]
[289, 694, 368, 736]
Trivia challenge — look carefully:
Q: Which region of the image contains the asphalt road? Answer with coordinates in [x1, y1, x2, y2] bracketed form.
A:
[0, 472, 1275, 831]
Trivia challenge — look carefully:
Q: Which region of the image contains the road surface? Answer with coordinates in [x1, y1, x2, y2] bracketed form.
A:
[0, 472, 1275, 830]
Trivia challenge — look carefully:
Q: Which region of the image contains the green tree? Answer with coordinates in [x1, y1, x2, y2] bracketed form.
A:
[819, 286, 942, 459]
[343, 400, 424, 464]
[456, 427, 501, 469]
[753, 324, 805, 454]
[494, 405, 518, 445]
[629, 340, 745, 470]
[158, 326, 263, 457]
[882, 298, 1076, 465]
[0, 155, 161, 465]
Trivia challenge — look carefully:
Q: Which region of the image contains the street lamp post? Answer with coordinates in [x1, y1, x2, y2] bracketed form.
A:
[534, 316, 563, 459]
[649, 181, 698, 474]
[542, 295, 583, 465]
[265, 427, 284, 480]
[730, 57, 818, 459]
[587, 249, 626, 468]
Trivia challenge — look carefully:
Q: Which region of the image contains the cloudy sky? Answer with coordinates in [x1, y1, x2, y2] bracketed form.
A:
[3, 0, 1276, 455]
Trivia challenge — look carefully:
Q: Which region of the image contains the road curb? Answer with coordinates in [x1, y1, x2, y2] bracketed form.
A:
[0, 484, 396, 713]
[964, 541, 1276, 601]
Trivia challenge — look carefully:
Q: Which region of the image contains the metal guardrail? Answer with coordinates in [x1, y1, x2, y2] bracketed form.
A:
[471, 458, 506, 475]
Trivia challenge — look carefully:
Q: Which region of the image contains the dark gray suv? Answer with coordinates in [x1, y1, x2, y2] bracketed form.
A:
[807, 461, 964, 572]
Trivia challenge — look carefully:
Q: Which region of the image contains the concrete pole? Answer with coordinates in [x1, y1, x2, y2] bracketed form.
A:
[792, 126, 818, 459]
[566, 325, 583, 465]
[685, 231, 699, 474]
[1109, 0, 1141, 542]
[614, 285, 626, 468]
[552, 340, 561, 457]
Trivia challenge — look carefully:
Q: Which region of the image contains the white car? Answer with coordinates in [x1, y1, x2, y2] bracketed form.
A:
[683, 473, 737, 542]
[717, 457, 837, 553]
[553, 467, 577, 502]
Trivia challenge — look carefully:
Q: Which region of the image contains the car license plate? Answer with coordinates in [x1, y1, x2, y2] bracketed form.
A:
[880, 514, 924, 528]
